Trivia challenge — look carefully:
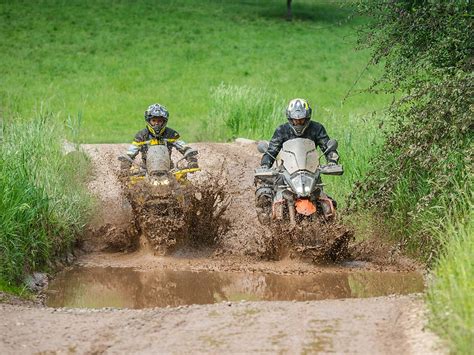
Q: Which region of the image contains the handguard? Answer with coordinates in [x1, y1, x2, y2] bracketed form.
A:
[319, 164, 344, 176]
[254, 167, 276, 178]
[183, 148, 198, 158]
[254, 167, 278, 184]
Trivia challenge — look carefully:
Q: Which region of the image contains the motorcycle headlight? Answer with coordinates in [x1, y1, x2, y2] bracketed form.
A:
[290, 174, 315, 197]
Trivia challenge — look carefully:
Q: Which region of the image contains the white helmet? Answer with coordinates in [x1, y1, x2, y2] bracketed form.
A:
[286, 98, 312, 136]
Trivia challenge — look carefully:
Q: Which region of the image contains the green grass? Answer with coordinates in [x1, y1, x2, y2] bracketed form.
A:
[0, 0, 388, 143]
[0, 278, 30, 296]
[0, 111, 93, 285]
[427, 187, 473, 354]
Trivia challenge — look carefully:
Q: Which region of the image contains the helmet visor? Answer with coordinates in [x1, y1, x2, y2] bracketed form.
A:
[288, 110, 307, 119]
[291, 118, 306, 126]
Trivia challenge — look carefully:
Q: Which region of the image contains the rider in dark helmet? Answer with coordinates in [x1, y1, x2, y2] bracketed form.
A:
[256, 98, 339, 221]
[121, 103, 198, 170]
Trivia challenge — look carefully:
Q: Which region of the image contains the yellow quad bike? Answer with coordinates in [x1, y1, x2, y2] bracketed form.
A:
[118, 139, 200, 187]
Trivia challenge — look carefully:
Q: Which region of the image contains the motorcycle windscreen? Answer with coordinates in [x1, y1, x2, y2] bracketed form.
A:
[280, 138, 319, 174]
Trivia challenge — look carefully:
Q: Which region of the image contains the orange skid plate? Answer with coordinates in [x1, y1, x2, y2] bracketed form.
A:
[295, 199, 316, 216]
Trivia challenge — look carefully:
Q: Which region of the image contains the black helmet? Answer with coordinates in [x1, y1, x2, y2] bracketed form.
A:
[144, 103, 169, 136]
[286, 98, 312, 136]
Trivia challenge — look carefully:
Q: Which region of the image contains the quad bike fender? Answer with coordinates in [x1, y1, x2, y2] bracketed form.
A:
[173, 167, 201, 182]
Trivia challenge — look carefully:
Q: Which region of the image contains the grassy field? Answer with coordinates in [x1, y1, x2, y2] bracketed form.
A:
[0, 0, 387, 144]
[0, 0, 386, 286]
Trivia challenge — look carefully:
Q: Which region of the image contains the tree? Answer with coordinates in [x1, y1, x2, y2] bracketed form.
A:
[287, 0, 293, 21]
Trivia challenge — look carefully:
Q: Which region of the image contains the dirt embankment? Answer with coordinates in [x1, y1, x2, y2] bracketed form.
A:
[0, 141, 443, 354]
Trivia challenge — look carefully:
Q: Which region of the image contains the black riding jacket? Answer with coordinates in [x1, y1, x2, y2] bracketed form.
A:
[261, 121, 339, 167]
[126, 127, 185, 164]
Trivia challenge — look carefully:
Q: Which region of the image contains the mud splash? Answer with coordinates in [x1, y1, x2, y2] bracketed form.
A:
[253, 220, 354, 263]
[46, 267, 424, 309]
[81, 143, 406, 269]
[119, 171, 231, 254]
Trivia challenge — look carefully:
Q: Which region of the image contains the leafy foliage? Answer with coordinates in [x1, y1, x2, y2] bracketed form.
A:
[352, 0, 473, 258]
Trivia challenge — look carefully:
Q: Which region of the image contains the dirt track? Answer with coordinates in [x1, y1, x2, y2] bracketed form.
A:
[0, 141, 444, 354]
[0, 295, 440, 354]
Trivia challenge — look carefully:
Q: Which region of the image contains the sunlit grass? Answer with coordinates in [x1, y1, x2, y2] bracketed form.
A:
[0, 0, 387, 143]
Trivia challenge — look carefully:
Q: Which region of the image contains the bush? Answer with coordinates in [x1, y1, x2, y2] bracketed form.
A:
[352, 1, 473, 259]
[354, 2, 473, 352]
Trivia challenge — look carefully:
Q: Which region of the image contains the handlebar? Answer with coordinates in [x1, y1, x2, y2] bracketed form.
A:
[254, 164, 344, 178]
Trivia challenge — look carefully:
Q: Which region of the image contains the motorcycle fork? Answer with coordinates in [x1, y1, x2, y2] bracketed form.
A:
[318, 196, 335, 219]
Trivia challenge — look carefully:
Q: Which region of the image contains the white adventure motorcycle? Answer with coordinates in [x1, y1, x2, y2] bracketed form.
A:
[254, 138, 343, 225]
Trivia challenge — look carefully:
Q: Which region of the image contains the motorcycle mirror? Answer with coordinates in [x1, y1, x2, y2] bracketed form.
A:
[319, 139, 338, 162]
[257, 141, 269, 154]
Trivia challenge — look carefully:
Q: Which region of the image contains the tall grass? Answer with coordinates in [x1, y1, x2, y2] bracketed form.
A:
[202, 84, 382, 208]
[0, 111, 92, 285]
[201, 84, 286, 140]
[427, 185, 473, 354]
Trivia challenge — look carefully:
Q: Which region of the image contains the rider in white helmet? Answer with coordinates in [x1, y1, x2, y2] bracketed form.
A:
[256, 98, 339, 219]
[261, 98, 339, 168]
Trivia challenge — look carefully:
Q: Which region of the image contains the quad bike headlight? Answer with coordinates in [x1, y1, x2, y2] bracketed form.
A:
[290, 173, 315, 197]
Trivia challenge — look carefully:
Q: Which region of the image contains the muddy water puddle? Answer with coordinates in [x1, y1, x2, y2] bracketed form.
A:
[46, 267, 424, 309]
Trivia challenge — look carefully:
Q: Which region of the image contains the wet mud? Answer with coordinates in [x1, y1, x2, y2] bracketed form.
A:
[255, 220, 354, 263]
[120, 170, 231, 254]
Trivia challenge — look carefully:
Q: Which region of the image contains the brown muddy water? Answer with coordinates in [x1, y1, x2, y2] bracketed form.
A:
[45, 267, 424, 309]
